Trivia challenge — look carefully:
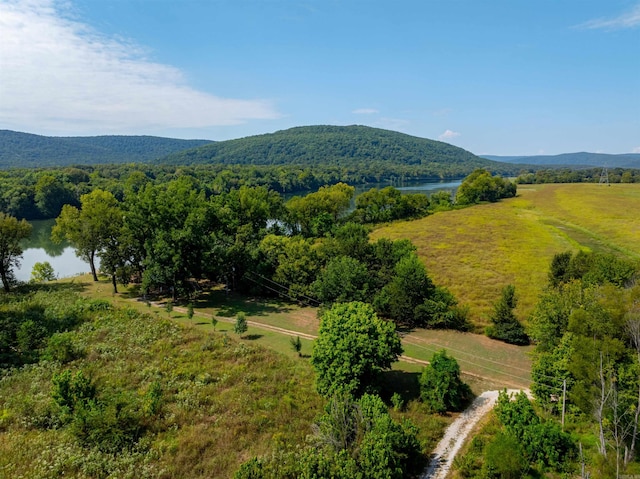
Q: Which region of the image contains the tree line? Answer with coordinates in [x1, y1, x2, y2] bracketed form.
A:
[0, 162, 462, 221]
[517, 167, 640, 184]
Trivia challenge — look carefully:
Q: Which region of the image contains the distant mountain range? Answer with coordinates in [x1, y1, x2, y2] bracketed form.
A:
[0, 126, 508, 177]
[482, 152, 640, 169]
[2, 127, 636, 175]
[0, 130, 212, 167]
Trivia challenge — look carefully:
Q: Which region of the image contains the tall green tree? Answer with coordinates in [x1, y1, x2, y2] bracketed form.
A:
[34, 174, 78, 218]
[285, 182, 354, 237]
[125, 178, 219, 298]
[311, 301, 403, 397]
[312, 256, 369, 304]
[52, 189, 122, 282]
[0, 213, 32, 291]
[373, 253, 435, 326]
[486, 284, 529, 345]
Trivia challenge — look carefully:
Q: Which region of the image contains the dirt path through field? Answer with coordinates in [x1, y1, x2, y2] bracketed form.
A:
[420, 389, 530, 479]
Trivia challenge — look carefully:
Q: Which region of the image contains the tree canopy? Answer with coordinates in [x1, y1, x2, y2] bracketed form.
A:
[52, 189, 122, 282]
[455, 168, 516, 205]
[311, 302, 403, 398]
[0, 213, 31, 291]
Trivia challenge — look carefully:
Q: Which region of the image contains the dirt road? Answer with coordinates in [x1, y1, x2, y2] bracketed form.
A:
[420, 389, 529, 479]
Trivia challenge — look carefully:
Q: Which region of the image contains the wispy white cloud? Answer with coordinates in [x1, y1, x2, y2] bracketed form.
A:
[0, 0, 280, 136]
[352, 108, 379, 115]
[632, 146, 640, 153]
[438, 129, 461, 140]
[578, 3, 640, 30]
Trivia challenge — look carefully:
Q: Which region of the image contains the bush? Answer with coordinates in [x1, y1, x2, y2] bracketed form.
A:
[52, 369, 96, 414]
[71, 394, 144, 453]
[482, 431, 528, 479]
[234, 312, 248, 335]
[30, 261, 56, 283]
[419, 350, 472, 413]
[43, 332, 80, 363]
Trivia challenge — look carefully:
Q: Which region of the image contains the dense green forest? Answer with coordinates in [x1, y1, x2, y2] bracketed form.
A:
[158, 125, 516, 176]
[0, 130, 212, 167]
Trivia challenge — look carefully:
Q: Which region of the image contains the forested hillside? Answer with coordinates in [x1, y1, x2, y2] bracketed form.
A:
[484, 152, 640, 168]
[0, 130, 212, 167]
[159, 125, 515, 177]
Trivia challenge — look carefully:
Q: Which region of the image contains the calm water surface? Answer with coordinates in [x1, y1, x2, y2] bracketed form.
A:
[17, 219, 93, 282]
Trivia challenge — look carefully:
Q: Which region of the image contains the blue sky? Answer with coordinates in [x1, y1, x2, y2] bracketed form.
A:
[1, 0, 638, 155]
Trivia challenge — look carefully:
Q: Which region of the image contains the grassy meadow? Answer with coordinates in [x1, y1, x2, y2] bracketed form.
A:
[0, 286, 457, 478]
[371, 183, 640, 327]
[69, 276, 532, 392]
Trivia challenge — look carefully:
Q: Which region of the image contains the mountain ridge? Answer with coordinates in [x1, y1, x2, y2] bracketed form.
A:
[482, 152, 640, 168]
[155, 124, 515, 177]
[0, 129, 213, 167]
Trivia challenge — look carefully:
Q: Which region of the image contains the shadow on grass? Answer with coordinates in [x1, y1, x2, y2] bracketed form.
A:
[378, 370, 421, 403]
[242, 334, 263, 341]
[15, 281, 86, 294]
[194, 289, 298, 318]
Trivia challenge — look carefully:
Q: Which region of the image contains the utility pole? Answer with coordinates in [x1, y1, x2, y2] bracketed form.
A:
[599, 166, 609, 186]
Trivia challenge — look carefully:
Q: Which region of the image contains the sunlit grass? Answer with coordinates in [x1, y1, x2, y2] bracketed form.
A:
[372, 183, 640, 327]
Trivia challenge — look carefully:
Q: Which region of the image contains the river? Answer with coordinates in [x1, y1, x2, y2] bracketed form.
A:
[16, 219, 93, 282]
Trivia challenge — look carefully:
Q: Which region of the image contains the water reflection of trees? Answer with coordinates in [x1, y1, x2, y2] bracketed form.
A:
[21, 220, 68, 257]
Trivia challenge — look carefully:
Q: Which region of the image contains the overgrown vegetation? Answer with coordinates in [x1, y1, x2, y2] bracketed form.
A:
[455, 391, 575, 477]
[0, 287, 328, 478]
[525, 251, 640, 476]
[235, 394, 425, 479]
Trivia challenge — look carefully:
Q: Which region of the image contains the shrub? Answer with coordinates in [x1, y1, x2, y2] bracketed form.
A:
[30, 261, 56, 283]
[43, 332, 80, 363]
[419, 350, 472, 413]
[234, 312, 248, 335]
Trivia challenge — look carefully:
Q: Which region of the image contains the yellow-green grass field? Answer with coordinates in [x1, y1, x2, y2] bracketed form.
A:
[371, 183, 640, 327]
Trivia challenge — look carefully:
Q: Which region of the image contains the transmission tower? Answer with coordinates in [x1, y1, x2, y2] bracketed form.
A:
[599, 166, 609, 186]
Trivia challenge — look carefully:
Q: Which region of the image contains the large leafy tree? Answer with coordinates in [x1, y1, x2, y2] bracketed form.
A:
[0, 213, 32, 291]
[373, 253, 435, 326]
[312, 255, 369, 304]
[126, 177, 220, 299]
[52, 189, 122, 282]
[455, 168, 516, 205]
[285, 182, 354, 237]
[311, 301, 403, 397]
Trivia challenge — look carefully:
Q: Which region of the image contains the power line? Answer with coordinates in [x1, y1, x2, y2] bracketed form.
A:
[404, 337, 532, 374]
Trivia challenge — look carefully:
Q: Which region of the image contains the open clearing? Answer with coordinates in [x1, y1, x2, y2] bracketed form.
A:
[372, 183, 640, 327]
[71, 276, 532, 392]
